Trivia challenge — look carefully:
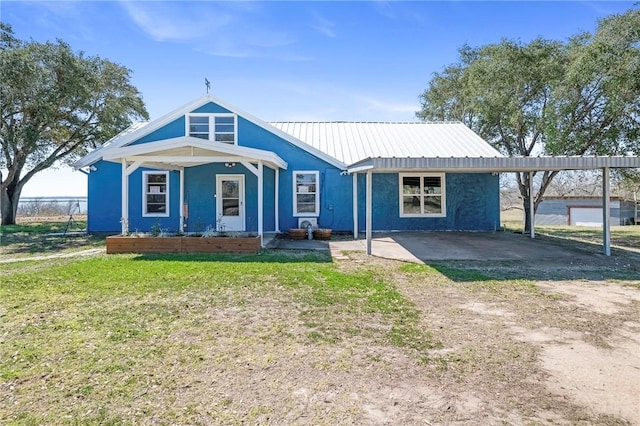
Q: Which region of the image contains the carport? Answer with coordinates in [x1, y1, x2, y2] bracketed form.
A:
[348, 156, 640, 256]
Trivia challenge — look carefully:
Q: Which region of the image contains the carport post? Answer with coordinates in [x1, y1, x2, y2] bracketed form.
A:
[121, 158, 128, 235]
[258, 161, 263, 247]
[352, 173, 358, 239]
[179, 168, 185, 232]
[603, 167, 611, 256]
[529, 171, 535, 239]
[366, 170, 372, 255]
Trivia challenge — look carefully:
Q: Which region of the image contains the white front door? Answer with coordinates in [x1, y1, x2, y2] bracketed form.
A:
[216, 175, 245, 231]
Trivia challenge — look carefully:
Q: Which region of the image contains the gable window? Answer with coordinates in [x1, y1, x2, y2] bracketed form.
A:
[293, 171, 319, 216]
[187, 114, 236, 144]
[188, 116, 209, 139]
[143, 171, 169, 216]
[399, 173, 445, 217]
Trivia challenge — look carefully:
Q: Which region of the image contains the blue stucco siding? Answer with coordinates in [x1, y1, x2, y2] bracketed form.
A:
[235, 116, 353, 231]
[130, 117, 186, 146]
[356, 172, 500, 231]
[87, 160, 122, 232]
[191, 103, 232, 114]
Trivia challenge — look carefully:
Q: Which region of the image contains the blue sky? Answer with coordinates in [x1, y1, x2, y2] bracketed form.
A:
[2, 0, 634, 196]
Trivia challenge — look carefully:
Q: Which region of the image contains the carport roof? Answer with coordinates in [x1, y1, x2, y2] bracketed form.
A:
[346, 155, 640, 173]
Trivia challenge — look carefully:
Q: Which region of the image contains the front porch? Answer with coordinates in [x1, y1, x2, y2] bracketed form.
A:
[103, 136, 287, 247]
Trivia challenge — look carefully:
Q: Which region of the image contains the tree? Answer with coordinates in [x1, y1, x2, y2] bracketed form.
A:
[417, 8, 640, 230]
[0, 24, 148, 225]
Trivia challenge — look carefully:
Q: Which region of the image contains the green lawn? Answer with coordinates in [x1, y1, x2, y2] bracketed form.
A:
[2, 221, 638, 424]
[1, 220, 103, 258]
[0, 250, 438, 424]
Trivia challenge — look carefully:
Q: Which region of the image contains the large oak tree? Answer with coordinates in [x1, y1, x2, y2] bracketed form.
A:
[0, 24, 148, 225]
[417, 9, 640, 229]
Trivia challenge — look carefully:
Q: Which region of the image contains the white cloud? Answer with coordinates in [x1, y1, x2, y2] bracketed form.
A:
[120, 1, 231, 42]
[355, 95, 419, 117]
[311, 12, 337, 38]
[119, 1, 302, 60]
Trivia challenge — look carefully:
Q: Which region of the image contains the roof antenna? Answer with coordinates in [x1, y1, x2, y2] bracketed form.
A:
[205, 78, 211, 94]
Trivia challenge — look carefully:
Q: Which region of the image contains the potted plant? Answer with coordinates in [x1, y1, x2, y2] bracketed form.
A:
[313, 229, 332, 240]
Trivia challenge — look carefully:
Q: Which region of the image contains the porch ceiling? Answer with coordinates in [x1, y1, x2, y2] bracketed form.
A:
[102, 136, 288, 170]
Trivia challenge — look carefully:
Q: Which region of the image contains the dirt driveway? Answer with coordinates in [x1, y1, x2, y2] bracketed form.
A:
[340, 252, 640, 425]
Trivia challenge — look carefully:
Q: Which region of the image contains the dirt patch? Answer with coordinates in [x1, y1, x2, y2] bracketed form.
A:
[363, 254, 640, 425]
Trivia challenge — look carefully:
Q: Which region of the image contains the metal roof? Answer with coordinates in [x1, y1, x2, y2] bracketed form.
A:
[269, 121, 503, 165]
[347, 156, 640, 173]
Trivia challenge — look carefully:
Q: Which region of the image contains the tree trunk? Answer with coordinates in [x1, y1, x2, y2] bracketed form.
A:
[1, 180, 22, 226]
[516, 170, 559, 234]
[523, 196, 533, 233]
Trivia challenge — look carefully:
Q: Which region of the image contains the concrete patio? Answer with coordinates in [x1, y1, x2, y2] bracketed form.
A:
[266, 231, 618, 263]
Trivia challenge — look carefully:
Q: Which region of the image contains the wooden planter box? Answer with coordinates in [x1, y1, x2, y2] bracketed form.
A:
[106, 235, 261, 254]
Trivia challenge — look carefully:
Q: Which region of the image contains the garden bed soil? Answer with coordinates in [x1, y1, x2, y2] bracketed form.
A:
[105, 235, 261, 254]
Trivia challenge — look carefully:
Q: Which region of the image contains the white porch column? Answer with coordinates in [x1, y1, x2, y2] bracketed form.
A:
[366, 170, 372, 255]
[353, 173, 358, 239]
[121, 158, 128, 235]
[275, 168, 280, 233]
[179, 168, 185, 232]
[258, 161, 264, 247]
[602, 167, 611, 256]
[529, 171, 535, 239]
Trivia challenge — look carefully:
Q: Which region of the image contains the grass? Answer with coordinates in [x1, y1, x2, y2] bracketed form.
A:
[0, 248, 437, 424]
[2, 220, 638, 424]
[0, 220, 104, 258]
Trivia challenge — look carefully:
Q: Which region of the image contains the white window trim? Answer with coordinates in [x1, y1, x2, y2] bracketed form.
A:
[293, 170, 320, 217]
[186, 113, 237, 144]
[143, 170, 170, 217]
[399, 173, 446, 218]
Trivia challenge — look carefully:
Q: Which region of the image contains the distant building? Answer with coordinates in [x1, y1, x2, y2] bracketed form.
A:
[535, 196, 637, 226]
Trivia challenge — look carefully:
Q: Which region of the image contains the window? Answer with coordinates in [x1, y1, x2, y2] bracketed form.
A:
[399, 173, 445, 217]
[143, 171, 169, 216]
[214, 116, 235, 143]
[293, 171, 319, 216]
[188, 116, 209, 139]
[187, 114, 236, 144]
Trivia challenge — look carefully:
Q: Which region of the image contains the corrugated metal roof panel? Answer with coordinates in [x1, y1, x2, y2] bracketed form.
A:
[269, 121, 503, 165]
[347, 156, 640, 173]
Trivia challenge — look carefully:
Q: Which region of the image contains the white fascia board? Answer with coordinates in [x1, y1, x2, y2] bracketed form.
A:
[346, 164, 374, 174]
[74, 96, 212, 168]
[103, 136, 288, 170]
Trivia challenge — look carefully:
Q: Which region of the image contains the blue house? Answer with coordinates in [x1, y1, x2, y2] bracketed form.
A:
[74, 94, 503, 245]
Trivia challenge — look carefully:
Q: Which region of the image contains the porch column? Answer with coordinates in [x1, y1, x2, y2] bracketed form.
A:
[258, 161, 264, 247]
[602, 167, 611, 256]
[179, 168, 185, 232]
[366, 170, 372, 255]
[353, 173, 358, 239]
[275, 168, 280, 233]
[529, 171, 535, 239]
[121, 158, 128, 235]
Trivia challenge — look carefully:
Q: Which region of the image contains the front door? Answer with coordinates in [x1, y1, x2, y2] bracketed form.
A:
[216, 175, 245, 231]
